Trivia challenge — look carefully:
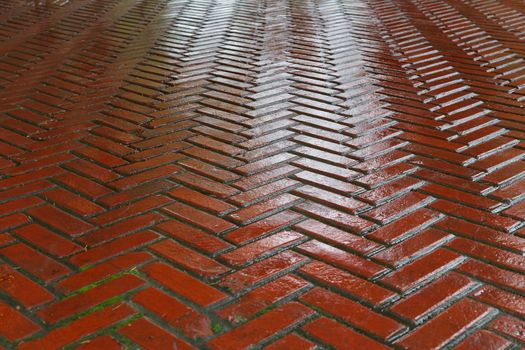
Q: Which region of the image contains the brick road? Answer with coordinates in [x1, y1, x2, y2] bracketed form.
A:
[0, 0, 524, 348]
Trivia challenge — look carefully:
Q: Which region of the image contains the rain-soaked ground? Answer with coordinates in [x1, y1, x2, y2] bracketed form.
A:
[0, 0, 524, 348]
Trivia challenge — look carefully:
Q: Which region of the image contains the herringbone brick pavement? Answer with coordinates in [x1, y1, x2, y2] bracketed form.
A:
[0, 0, 524, 348]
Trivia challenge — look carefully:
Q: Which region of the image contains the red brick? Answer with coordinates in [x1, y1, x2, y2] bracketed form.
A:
[54, 171, 112, 199]
[119, 318, 195, 350]
[472, 285, 525, 318]
[294, 218, 381, 254]
[133, 287, 212, 339]
[172, 171, 240, 198]
[429, 199, 520, 232]
[13, 224, 82, 257]
[2, 2, 525, 347]
[0, 167, 64, 190]
[219, 251, 307, 293]
[0, 263, 54, 308]
[231, 178, 300, 206]
[234, 165, 299, 191]
[296, 240, 386, 278]
[179, 157, 240, 183]
[2, 153, 74, 176]
[228, 193, 301, 224]
[435, 217, 525, 253]
[381, 248, 465, 293]
[56, 252, 152, 293]
[38, 274, 143, 324]
[70, 230, 159, 267]
[92, 195, 171, 226]
[295, 201, 374, 233]
[410, 156, 483, 180]
[367, 208, 442, 244]
[184, 146, 244, 169]
[490, 315, 525, 343]
[220, 231, 304, 267]
[128, 142, 190, 162]
[0, 233, 14, 246]
[169, 186, 236, 215]
[79, 212, 163, 246]
[357, 176, 423, 205]
[264, 334, 315, 350]
[0, 196, 42, 215]
[0, 213, 30, 231]
[448, 237, 525, 273]
[218, 274, 308, 323]
[453, 330, 510, 350]
[293, 184, 368, 213]
[19, 303, 134, 349]
[42, 188, 104, 217]
[294, 170, 362, 195]
[491, 176, 525, 202]
[482, 160, 525, 185]
[373, 228, 453, 267]
[292, 157, 358, 180]
[224, 210, 303, 245]
[28, 205, 94, 236]
[64, 159, 120, 182]
[414, 168, 493, 194]
[355, 163, 415, 189]
[396, 299, 493, 349]
[421, 183, 501, 211]
[92, 126, 141, 144]
[162, 202, 236, 234]
[156, 219, 232, 254]
[389, 272, 476, 322]
[143, 262, 227, 307]
[109, 164, 179, 190]
[0, 300, 40, 341]
[0, 243, 69, 282]
[303, 317, 391, 350]
[150, 239, 230, 278]
[300, 261, 396, 305]
[99, 180, 172, 207]
[0, 180, 53, 201]
[301, 287, 405, 339]
[363, 191, 433, 224]
[503, 199, 525, 220]
[459, 259, 525, 293]
[208, 302, 314, 350]
[75, 336, 123, 350]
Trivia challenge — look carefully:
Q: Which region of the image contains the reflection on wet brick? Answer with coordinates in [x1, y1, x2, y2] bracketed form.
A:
[1, 0, 525, 348]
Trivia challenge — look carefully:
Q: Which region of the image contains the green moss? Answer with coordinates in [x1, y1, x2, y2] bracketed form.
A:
[254, 304, 277, 317]
[127, 267, 146, 278]
[212, 322, 224, 334]
[65, 266, 144, 299]
[79, 264, 94, 271]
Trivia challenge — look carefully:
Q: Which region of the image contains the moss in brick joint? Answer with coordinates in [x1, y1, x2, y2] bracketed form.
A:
[79, 263, 95, 272]
[4, 338, 19, 347]
[58, 289, 142, 329]
[69, 295, 127, 324]
[61, 313, 144, 350]
[254, 303, 277, 318]
[127, 266, 147, 278]
[116, 334, 140, 350]
[62, 267, 145, 299]
[212, 321, 225, 334]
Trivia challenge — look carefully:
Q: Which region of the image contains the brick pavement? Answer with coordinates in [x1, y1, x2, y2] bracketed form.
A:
[0, 0, 524, 348]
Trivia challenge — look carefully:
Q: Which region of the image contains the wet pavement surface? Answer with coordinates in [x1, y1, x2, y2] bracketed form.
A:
[0, 0, 525, 348]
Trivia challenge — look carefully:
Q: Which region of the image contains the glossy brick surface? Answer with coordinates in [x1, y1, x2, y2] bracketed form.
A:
[0, 0, 524, 349]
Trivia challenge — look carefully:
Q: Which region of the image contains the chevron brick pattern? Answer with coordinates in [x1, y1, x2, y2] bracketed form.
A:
[0, 0, 524, 348]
